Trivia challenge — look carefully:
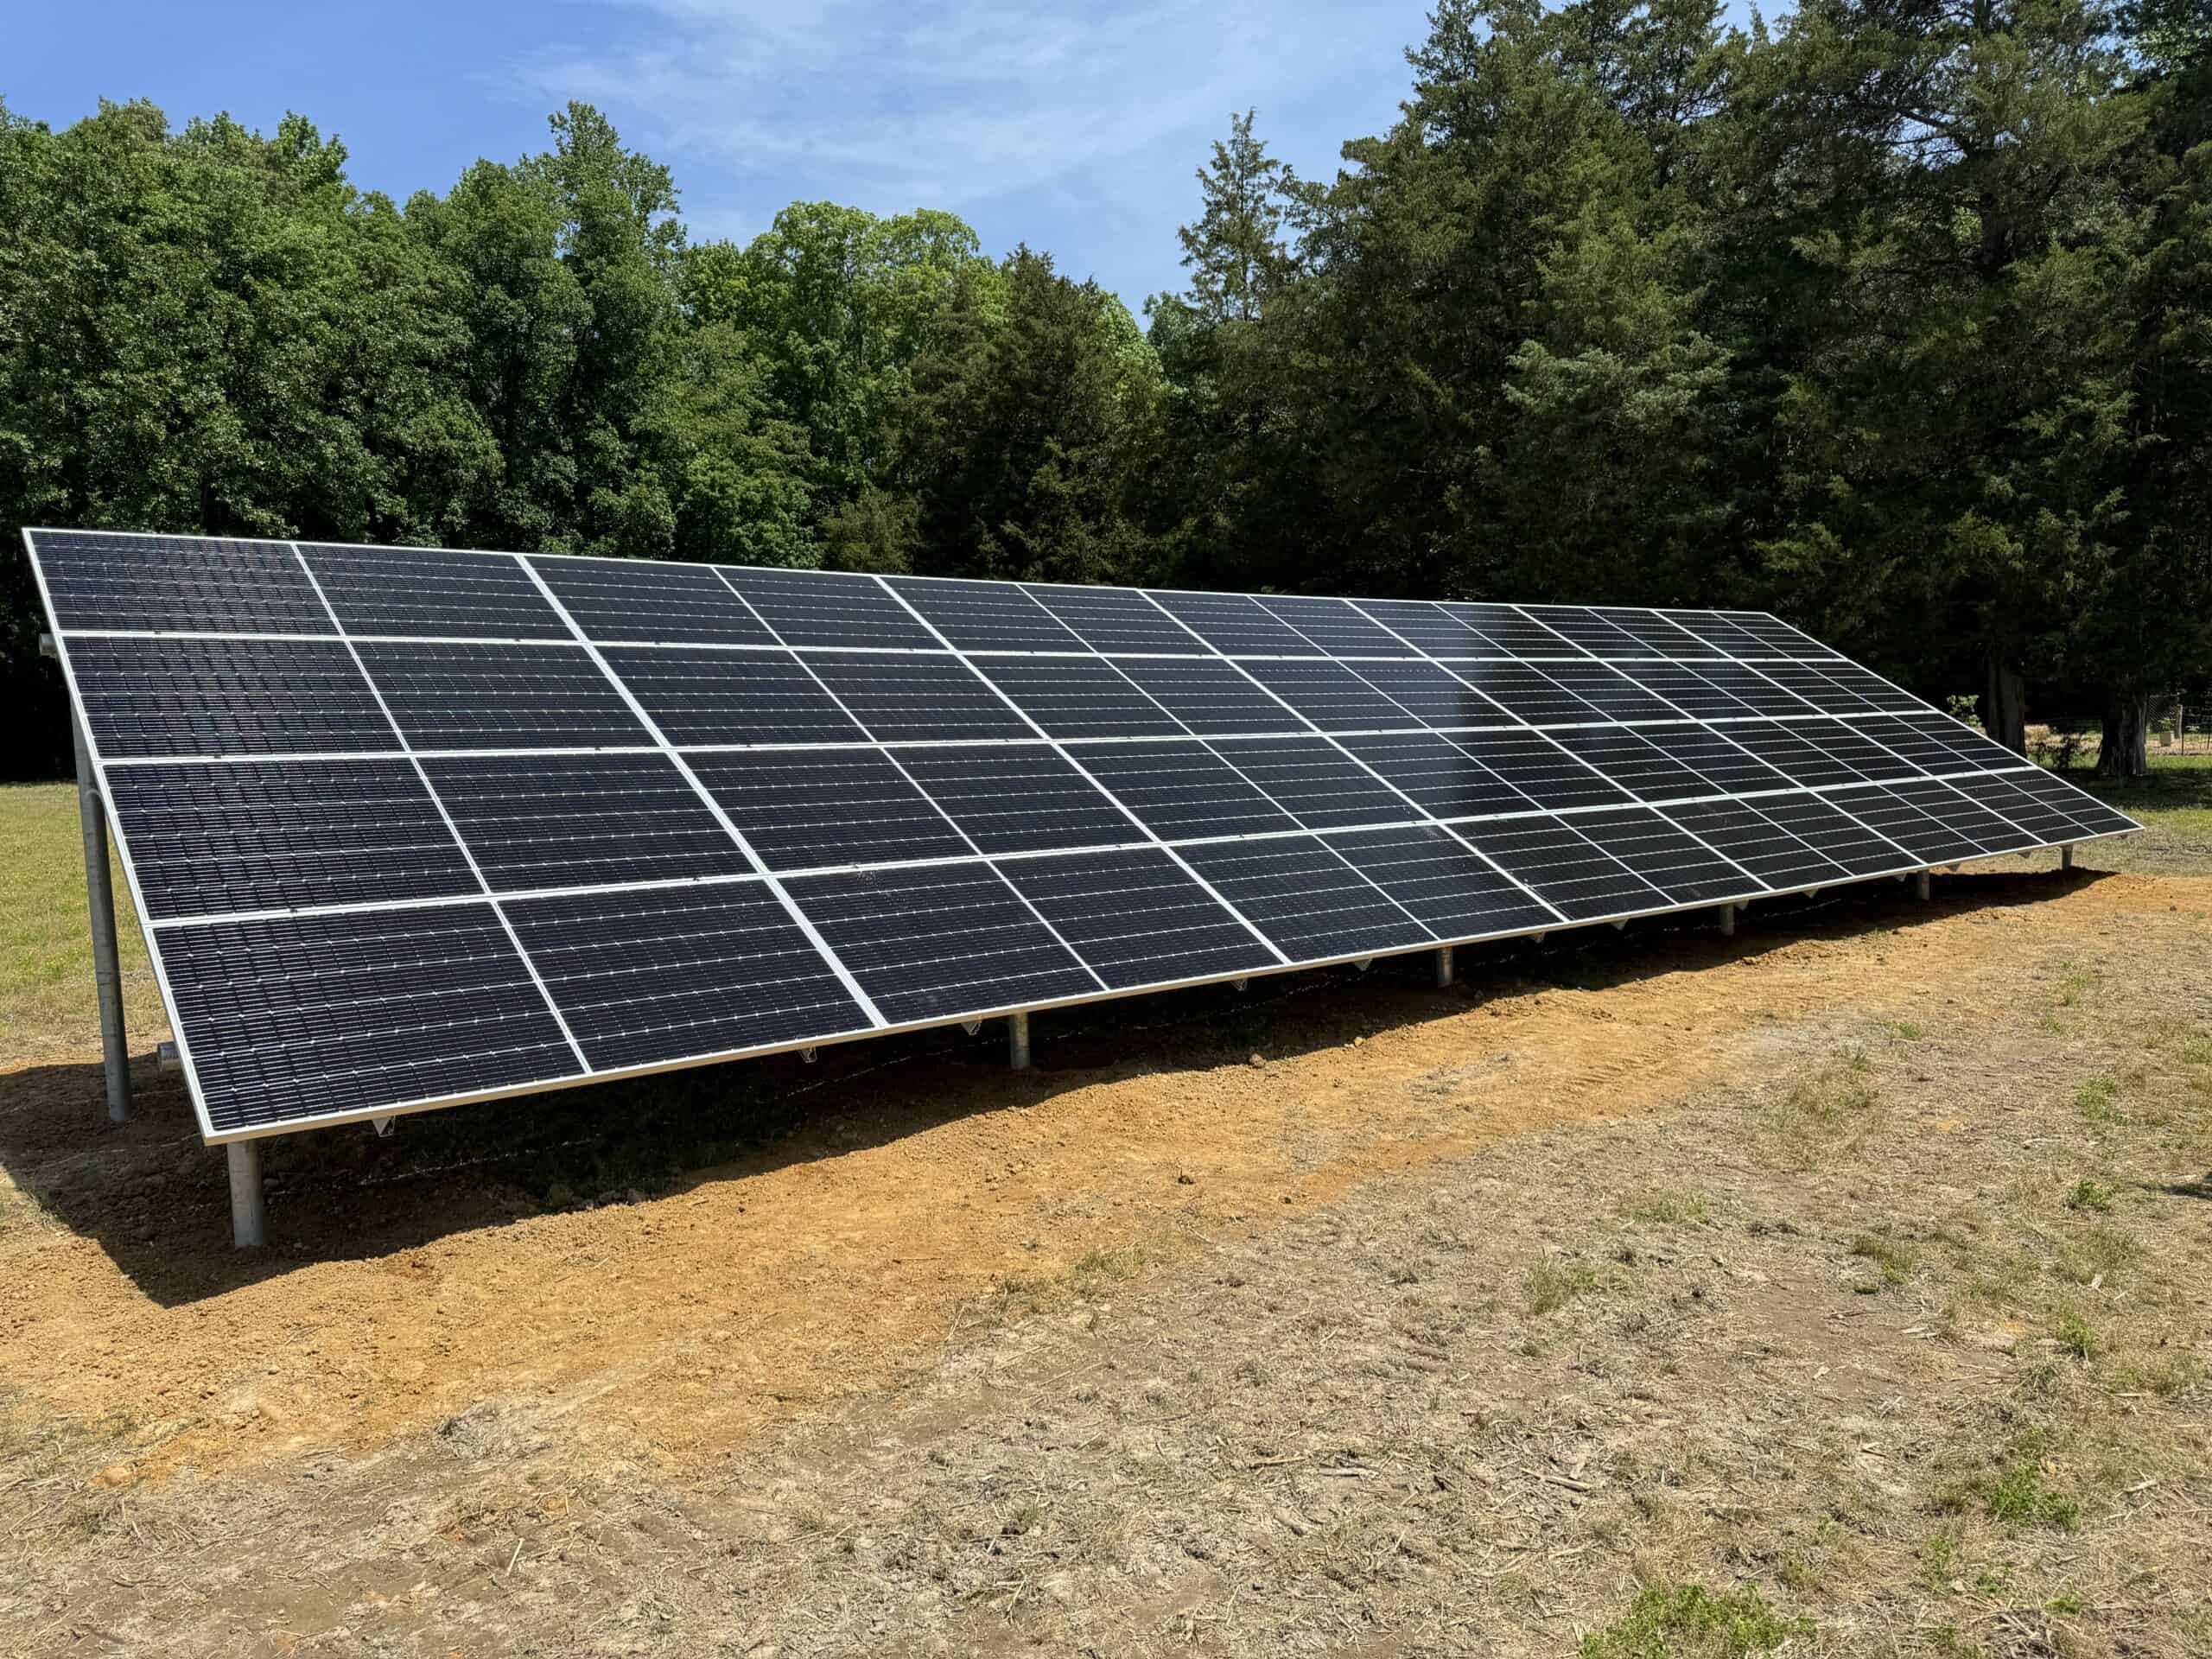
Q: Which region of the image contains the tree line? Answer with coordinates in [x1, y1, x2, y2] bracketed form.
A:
[3, 0, 2207, 781]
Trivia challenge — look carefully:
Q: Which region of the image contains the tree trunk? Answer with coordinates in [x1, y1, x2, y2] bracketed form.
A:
[2095, 693, 2152, 779]
[1981, 652, 2027, 754]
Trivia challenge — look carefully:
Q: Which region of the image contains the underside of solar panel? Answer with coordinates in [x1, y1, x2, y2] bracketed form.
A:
[24, 528, 2139, 1144]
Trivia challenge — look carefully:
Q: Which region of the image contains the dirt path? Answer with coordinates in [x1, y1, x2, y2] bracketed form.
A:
[2, 866, 2207, 1656]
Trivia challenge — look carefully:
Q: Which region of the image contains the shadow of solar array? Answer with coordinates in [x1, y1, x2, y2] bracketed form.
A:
[24, 530, 2139, 1142]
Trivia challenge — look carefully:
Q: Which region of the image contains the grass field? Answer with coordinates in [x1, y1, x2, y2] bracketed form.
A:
[1, 763, 2208, 1656]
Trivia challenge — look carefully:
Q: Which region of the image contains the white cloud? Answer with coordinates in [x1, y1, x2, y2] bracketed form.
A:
[509, 0, 1344, 213]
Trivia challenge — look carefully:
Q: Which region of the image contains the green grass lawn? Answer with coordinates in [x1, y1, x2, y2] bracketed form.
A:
[0, 784, 165, 1069]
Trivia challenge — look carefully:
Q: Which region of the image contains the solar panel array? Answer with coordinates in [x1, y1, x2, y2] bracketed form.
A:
[26, 529, 2136, 1143]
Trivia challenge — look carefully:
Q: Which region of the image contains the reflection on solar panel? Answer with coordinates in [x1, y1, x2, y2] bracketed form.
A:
[26, 529, 2139, 1145]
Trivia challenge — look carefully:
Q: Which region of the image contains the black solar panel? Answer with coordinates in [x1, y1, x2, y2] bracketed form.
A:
[531, 555, 777, 645]
[690, 748, 971, 872]
[996, 849, 1276, 988]
[300, 543, 568, 639]
[71, 635, 399, 758]
[420, 752, 753, 891]
[24, 527, 2133, 1141]
[103, 758, 477, 919]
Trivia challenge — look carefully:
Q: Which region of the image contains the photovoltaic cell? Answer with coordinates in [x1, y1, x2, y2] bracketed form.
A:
[420, 751, 751, 891]
[1448, 660, 1603, 725]
[886, 577, 1085, 652]
[2002, 767, 2138, 837]
[300, 543, 567, 639]
[161, 903, 579, 1133]
[1659, 798, 1847, 893]
[355, 642, 652, 752]
[802, 652, 1035, 743]
[1456, 817, 1662, 921]
[894, 744, 1138, 855]
[1721, 719, 1882, 788]
[505, 881, 869, 1070]
[1593, 607, 1723, 658]
[1533, 660, 1687, 721]
[1718, 611, 1846, 660]
[1239, 658, 1422, 732]
[1435, 603, 1583, 657]
[971, 656, 1184, 739]
[1023, 583, 1205, 653]
[1886, 777, 2033, 854]
[1548, 726, 1714, 803]
[1108, 656, 1309, 735]
[1755, 792, 1916, 875]
[1074, 741, 1300, 839]
[1253, 594, 1414, 656]
[1691, 663, 1821, 716]
[1349, 599, 1493, 657]
[1826, 784, 1986, 866]
[1446, 730, 1634, 812]
[1669, 611, 1776, 658]
[1341, 658, 1515, 728]
[1942, 772, 2082, 844]
[530, 556, 777, 645]
[1572, 808, 1755, 904]
[720, 566, 938, 648]
[691, 748, 971, 872]
[996, 849, 1274, 988]
[1615, 661, 1760, 720]
[69, 636, 400, 759]
[34, 531, 334, 635]
[103, 758, 476, 919]
[608, 648, 864, 748]
[1207, 735, 1414, 829]
[1633, 725, 1795, 796]
[1341, 732, 1533, 820]
[790, 861, 1097, 1023]
[1149, 590, 1320, 656]
[1174, 837, 1431, 960]
[1326, 826, 1557, 938]
[1528, 607, 1650, 658]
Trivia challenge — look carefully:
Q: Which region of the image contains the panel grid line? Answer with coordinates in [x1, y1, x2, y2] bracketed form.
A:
[512, 554, 892, 1030]
[862, 572, 1296, 969]
[708, 565, 1116, 994]
[284, 543, 596, 1077]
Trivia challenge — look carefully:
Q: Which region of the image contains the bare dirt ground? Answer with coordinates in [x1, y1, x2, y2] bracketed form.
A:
[2, 832, 2207, 1655]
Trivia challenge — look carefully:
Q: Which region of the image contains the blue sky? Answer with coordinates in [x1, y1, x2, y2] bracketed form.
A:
[10, 0, 1438, 314]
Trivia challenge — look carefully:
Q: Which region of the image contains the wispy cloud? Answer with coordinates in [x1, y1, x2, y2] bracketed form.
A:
[513, 1, 1341, 209]
[504, 0, 1425, 300]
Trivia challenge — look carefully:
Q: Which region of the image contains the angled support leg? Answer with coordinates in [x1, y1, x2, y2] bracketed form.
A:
[73, 711, 129, 1123]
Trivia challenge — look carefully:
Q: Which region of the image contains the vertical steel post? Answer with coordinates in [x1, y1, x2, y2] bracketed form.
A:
[227, 1141, 265, 1249]
[2061, 843, 2075, 872]
[1717, 903, 1736, 938]
[1913, 870, 1932, 901]
[1007, 1011, 1031, 1071]
[1434, 945, 1454, 988]
[72, 711, 129, 1122]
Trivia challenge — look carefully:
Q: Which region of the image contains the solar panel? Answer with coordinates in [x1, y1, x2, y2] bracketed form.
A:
[23, 528, 2138, 1145]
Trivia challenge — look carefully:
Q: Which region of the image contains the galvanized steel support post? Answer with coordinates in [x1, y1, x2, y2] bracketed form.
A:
[1913, 870, 1932, 901]
[1434, 945, 1453, 989]
[1007, 1011, 1031, 1071]
[2062, 843, 2075, 872]
[72, 710, 129, 1123]
[1716, 903, 1736, 938]
[227, 1141, 265, 1249]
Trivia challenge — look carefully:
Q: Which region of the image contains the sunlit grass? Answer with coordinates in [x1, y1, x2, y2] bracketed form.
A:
[0, 784, 167, 1069]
